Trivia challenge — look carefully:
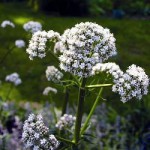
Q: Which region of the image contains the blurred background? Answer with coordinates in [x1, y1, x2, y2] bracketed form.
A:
[0, 0, 150, 149]
[0, 0, 149, 101]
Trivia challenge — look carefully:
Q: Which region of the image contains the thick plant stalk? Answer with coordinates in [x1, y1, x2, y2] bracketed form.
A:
[61, 88, 69, 116]
[80, 87, 103, 135]
[80, 76, 110, 135]
[73, 78, 87, 145]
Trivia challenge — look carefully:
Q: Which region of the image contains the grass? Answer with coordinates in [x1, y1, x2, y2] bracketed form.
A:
[0, 2, 149, 113]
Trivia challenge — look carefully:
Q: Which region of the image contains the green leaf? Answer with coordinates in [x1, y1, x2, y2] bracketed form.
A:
[82, 133, 96, 138]
[55, 136, 75, 145]
[86, 84, 112, 88]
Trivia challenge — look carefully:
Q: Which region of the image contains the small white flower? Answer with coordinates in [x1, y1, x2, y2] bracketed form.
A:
[46, 66, 63, 83]
[92, 62, 123, 79]
[43, 86, 57, 95]
[56, 114, 76, 130]
[40, 138, 46, 145]
[49, 134, 60, 148]
[5, 72, 22, 86]
[34, 133, 40, 139]
[1, 20, 15, 28]
[28, 114, 35, 122]
[33, 145, 39, 150]
[23, 21, 42, 33]
[26, 141, 33, 148]
[15, 39, 25, 48]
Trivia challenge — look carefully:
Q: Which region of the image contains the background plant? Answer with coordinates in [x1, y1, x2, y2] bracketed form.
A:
[20, 21, 149, 149]
[0, 2, 150, 150]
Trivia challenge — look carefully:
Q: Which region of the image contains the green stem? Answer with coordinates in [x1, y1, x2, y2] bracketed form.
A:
[0, 46, 14, 65]
[80, 87, 103, 135]
[0, 94, 4, 119]
[61, 87, 69, 116]
[50, 94, 57, 123]
[2, 136, 6, 150]
[56, 136, 75, 145]
[5, 83, 13, 101]
[73, 78, 87, 145]
[81, 75, 110, 135]
[61, 80, 78, 86]
[0, 106, 3, 119]
[86, 84, 112, 88]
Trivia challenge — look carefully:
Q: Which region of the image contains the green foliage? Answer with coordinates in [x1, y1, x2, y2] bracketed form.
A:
[0, 2, 150, 150]
[1, 0, 150, 17]
[79, 102, 150, 149]
[0, 2, 149, 111]
[90, 0, 150, 16]
[88, 0, 113, 16]
[120, 0, 150, 15]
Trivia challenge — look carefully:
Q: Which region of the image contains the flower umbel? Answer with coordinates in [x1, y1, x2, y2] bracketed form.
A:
[56, 114, 76, 130]
[5, 72, 22, 86]
[112, 64, 149, 103]
[58, 22, 117, 77]
[15, 39, 25, 48]
[23, 21, 42, 33]
[92, 62, 123, 79]
[1, 20, 15, 28]
[46, 66, 63, 83]
[26, 30, 60, 60]
[22, 114, 59, 150]
[26, 31, 48, 60]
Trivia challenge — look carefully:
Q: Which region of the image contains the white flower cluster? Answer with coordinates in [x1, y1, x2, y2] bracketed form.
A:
[58, 22, 117, 77]
[92, 63, 149, 102]
[46, 66, 63, 83]
[92, 62, 123, 80]
[26, 31, 47, 60]
[23, 21, 42, 33]
[22, 114, 59, 150]
[1, 20, 15, 28]
[5, 72, 22, 86]
[26, 30, 60, 60]
[112, 64, 149, 103]
[43, 86, 57, 95]
[15, 39, 25, 48]
[56, 114, 76, 130]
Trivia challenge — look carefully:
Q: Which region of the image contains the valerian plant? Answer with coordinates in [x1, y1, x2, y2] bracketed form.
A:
[0, 20, 43, 103]
[0, 20, 43, 66]
[22, 22, 149, 150]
